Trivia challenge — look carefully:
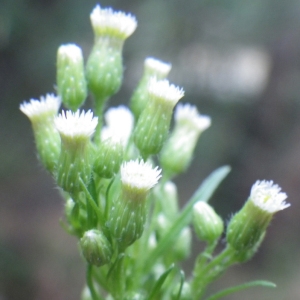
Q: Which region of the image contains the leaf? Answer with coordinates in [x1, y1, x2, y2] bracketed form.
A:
[147, 264, 175, 300]
[205, 280, 276, 300]
[143, 166, 231, 273]
[174, 270, 185, 300]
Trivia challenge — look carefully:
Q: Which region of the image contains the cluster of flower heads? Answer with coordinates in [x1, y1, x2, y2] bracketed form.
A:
[20, 4, 290, 299]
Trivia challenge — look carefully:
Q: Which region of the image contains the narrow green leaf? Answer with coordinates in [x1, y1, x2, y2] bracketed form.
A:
[205, 280, 276, 300]
[174, 270, 185, 300]
[147, 264, 175, 300]
[143, 166, 230, 273]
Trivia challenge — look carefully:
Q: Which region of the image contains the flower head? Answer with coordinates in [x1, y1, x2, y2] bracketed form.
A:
[250, 180, 289, 213]
[57, 44, 82, 63]
[55, 110, 98, 139]
[175, 103, 211, 132]
[20, 94, 61, 120]
[148, 78, 184, 105]
[145, 57, 172, 78]
[101, 105, 134, 146]
[121, 159, 162, 192]
[90, 5, 137, 39]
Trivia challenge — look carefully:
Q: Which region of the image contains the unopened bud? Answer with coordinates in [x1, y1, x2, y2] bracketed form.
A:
[56, 44, 87, 111]
[193, 202, 224, 244]
[80, 229, 112, 267]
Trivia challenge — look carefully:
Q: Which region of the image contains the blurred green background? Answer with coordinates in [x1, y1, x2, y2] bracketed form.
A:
[1, 0, 300, 299]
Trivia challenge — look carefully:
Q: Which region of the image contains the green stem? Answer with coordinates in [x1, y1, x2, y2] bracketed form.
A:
[80, 179, 103, 224]
[191, 246, 237, 300]
[93, 95, 107, 144]
[87, 264, 99, 300]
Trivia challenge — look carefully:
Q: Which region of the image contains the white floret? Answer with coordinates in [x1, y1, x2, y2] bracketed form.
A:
[121, 159, 162, 191]
[175, 103, 211, 131]
[250, 180, 290, 213]
[55, 110, 98, 138]
[58, 44, 83, 63]
[145, 57, 172, 76]
[148, 78, 184, 105]
[20, 94, 61, 119]
[90, 5, 137, 38]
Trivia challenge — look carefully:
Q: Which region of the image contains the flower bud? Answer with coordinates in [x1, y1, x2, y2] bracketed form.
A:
[86, 5, 137, 101]
[56, 44, 87, 111]
[134, 78, 184, 158]
[174, 227, 192, 260]
[20, 94, 61, 174]
[94, 135, 123, 178]
[108, 159, 161, 250]
[227, 180, 289, 252]
[160, 181, 179, 219]
[103, 105, 134, 148]
[80, 229, 112, 267]
[54, 110, 98, 196]
[193, 202, 224, 244]
[160, 103, 211, 178]
[130, 57, 171, 120]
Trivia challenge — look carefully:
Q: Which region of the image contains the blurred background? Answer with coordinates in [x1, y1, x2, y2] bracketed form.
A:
[1, 0, 300, 299]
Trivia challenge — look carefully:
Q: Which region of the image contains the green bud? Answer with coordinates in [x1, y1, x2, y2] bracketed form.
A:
[227, 180, 289, 252]
[86, 39, 123, 101]
[134, 78, 184, 158]
[20, 94, 61, 174]
[86, 5, 137, 101]
[130, 57, 171, 120]
[94, 137, 124, 178]
[193, 202, 224, 244]
[108, 160, 161, 250]
[80, 229, 112, 267]
[174, 227, 192, 260]
[160, 103, 211, 177]
[155, 181, 179, 220]
[56, 44, 87, 111]
[55, 110, 98, 196]
[155, 213, 170, 239]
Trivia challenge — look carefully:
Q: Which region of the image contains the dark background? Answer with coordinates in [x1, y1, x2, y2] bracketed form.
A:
[1, 0, 300, 299]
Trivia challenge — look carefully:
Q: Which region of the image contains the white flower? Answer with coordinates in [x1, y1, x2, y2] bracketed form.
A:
[57, 44, 83, 63]
[145, 57, 172, 77]
[20, 94, 61, 119]
[90, 5, 137, 39]
[101, 105, 134, 146]
[175, 103, 211, 131]
[121, 159, 162, 191]
[250, 180, 290, 213]
[148, 78, 184, 105]
[55, 110, 98, 139]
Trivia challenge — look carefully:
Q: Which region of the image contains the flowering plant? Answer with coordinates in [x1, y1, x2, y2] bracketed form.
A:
[20, 4, 289, 300]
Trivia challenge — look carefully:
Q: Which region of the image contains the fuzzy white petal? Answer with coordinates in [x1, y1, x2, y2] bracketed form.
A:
[58, 44, 83, 63]
[102, 105, 134, 146]
[121, 160, 162, 191]
[145, 57, 172, 76]
[175, 103, 211, 131]
[20, 94, 61, 119]
[148, 78, 184, 105]
[250, 180, 290, 213]
[90, 5, 137, 38]
[55, 110, 98, 138]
